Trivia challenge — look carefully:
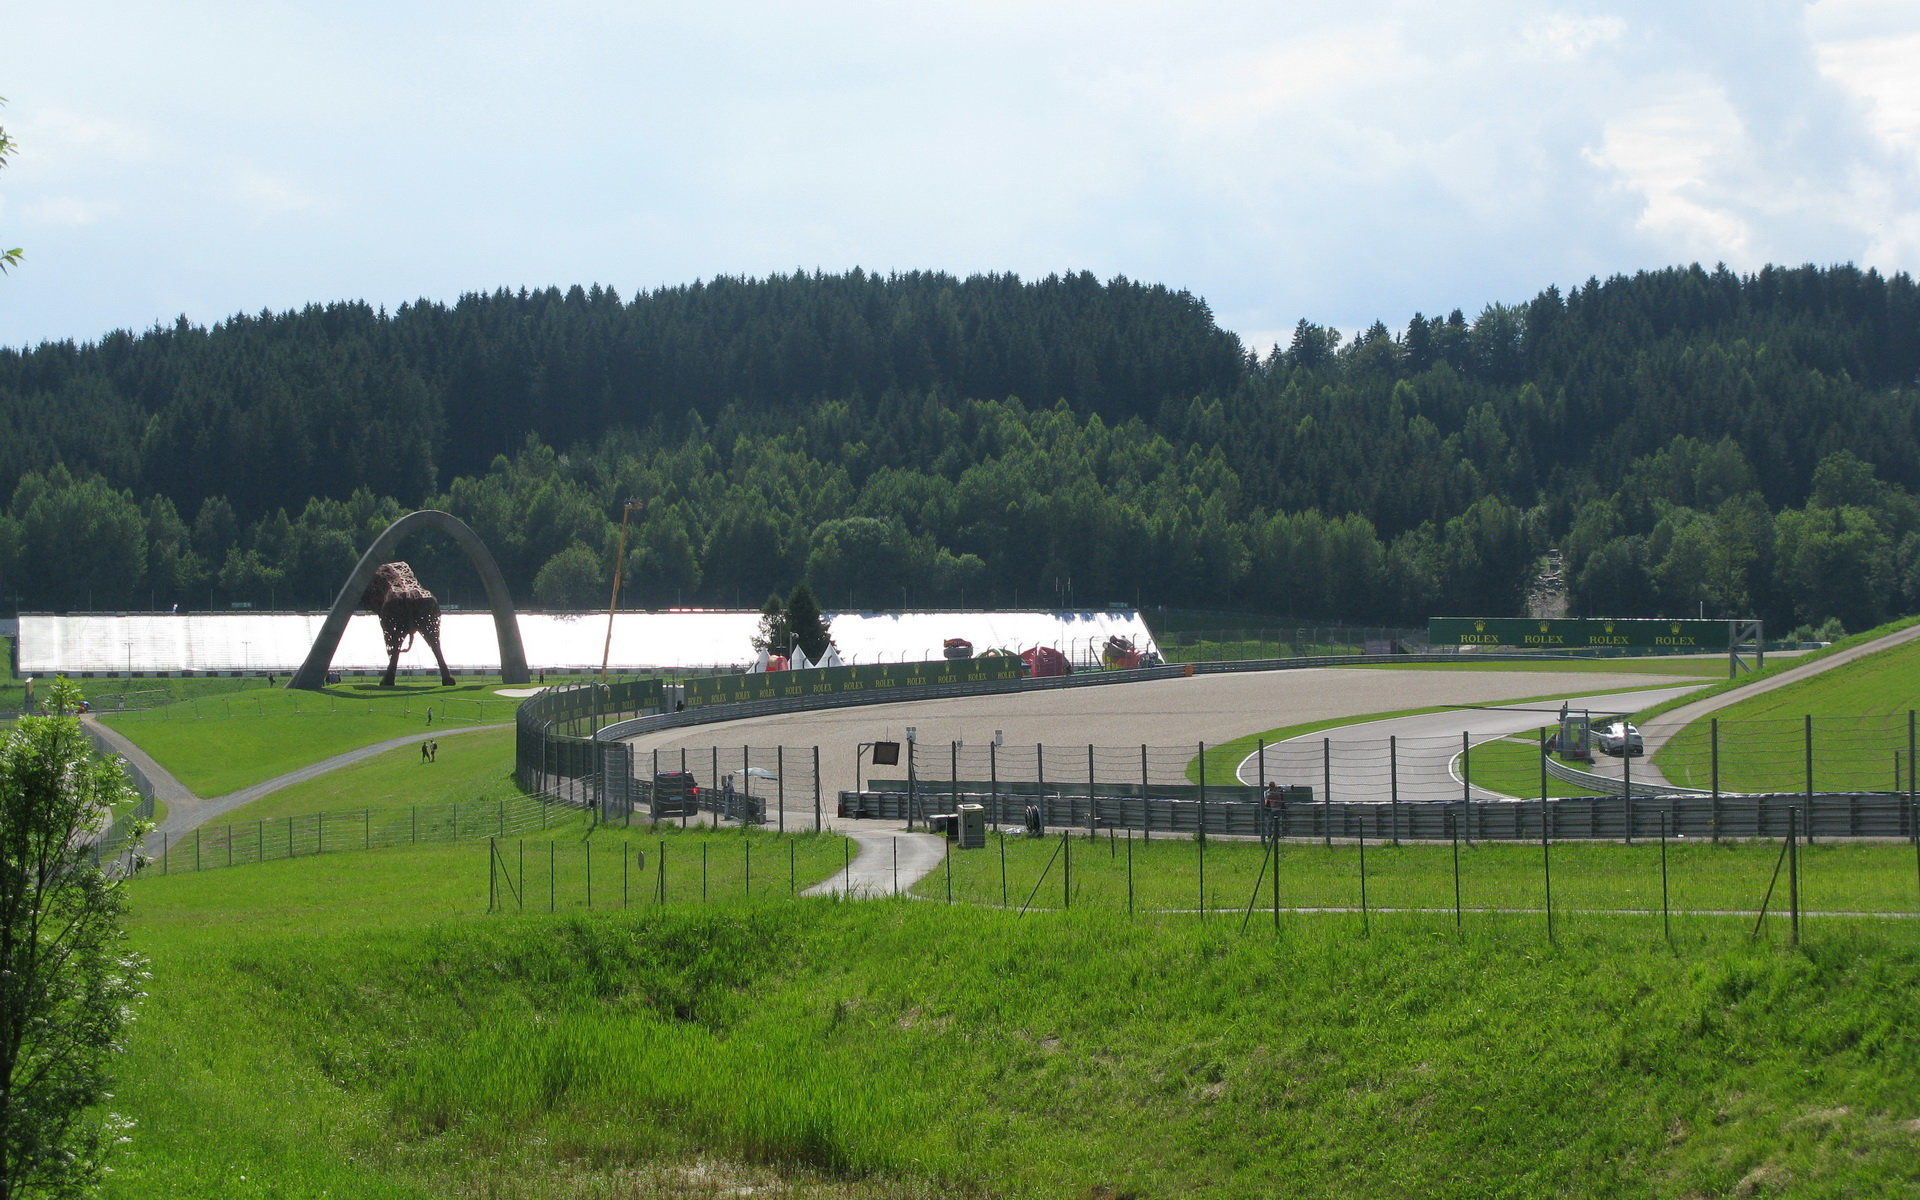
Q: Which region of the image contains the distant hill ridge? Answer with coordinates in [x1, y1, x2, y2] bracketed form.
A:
[1, 264, 1916, 631]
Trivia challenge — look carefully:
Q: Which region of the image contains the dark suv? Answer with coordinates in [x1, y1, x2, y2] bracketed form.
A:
[651, 772, 700, 816]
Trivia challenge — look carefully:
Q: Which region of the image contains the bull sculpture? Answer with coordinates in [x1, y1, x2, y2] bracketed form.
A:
[363, 561, 456, 687]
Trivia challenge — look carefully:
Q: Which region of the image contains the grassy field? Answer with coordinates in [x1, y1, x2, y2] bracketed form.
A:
[214, 726, 524, 823]
[1464, 730, 1612, 798]
[96, 678, 530, 796]
[908, 827, 1920, 924]
[108, 852, 1920, 1199]
[68, 628, 1920, 1195]
[1654, 634, 1920, 793]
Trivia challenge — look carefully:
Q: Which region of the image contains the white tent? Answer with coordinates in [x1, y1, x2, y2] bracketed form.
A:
[17, 609, 1163, 674]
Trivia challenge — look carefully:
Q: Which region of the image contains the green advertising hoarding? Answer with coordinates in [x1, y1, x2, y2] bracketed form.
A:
[1427, 617, 1735, 651]
[682, 656, 1026, 709]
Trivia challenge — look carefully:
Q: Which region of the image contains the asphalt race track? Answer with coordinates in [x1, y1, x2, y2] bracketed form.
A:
[620, 664, 1717, 822]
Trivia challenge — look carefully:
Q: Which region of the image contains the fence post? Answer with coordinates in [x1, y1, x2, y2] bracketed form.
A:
[1804, 715, 1816, 845]
[777, 745, 785, 834]
[1711, 718, 1721, 842]
[1088, 744, 1096, 840]
[1660, 811, 1671, 948]
[1450, 804, 1461, 932]
[1196, 821, 1205, 921]
[549, 842, 555, 912]
[1357, 828, 1368, 937]
[1623, 744, 1634, 845]
[1389, 735, 1400, 845]
[814, 747, 823, 833]
[1461, 731, 1470, 808]
[1322, 738, 1333, 850]
[1257, 738, 1266, 789]
[1540, 747, 1554, 945]
[1198, 743, 1207, 843]
[1788, 806, 1801, 945]
[1140, 744, 1150, 842]
[1063, 830, 1071, 910]
[489, 837, 496, 912]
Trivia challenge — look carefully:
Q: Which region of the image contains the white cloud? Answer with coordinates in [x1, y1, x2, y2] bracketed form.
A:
[1522, 13, 1626, 60]
[1809, 27, 1920, 163]
[3, 1, 1919, 351]
[1586, 83, 1756, 260]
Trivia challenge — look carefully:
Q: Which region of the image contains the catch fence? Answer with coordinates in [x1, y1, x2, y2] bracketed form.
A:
[483, 816, 1920, 949]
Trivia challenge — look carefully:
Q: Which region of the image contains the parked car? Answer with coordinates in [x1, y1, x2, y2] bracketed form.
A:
[1597, 722, 1644, 757]
[651, 771, 700, 815]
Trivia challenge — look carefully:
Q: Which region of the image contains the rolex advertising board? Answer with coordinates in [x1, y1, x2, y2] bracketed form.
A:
[1427, 617, 1734, 651]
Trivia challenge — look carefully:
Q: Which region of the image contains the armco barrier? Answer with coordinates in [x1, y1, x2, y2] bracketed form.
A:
[837, 789, 1920, 842]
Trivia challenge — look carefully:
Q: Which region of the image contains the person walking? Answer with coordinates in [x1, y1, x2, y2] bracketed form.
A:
[421, 742, 430, 764]
[428, 739, 438, 763]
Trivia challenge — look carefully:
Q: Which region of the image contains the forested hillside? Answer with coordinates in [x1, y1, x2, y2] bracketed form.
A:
[2, 264, 1917, 632]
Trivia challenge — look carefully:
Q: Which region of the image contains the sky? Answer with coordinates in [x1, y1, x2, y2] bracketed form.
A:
[3, 0, 1918, 358]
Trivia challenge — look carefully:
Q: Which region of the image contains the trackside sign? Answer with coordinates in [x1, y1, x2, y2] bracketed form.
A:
[1427, 617, 1735, 651]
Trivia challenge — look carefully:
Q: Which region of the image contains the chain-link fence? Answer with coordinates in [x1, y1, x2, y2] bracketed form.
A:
[608, 744, 828, 832]
[148, 794, 577, 875]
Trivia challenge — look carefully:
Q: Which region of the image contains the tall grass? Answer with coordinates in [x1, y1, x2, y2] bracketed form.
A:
[108, 891, 1920, 1199]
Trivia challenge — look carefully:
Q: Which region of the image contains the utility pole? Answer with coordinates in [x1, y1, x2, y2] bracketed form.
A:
[600, 499, 643, 680]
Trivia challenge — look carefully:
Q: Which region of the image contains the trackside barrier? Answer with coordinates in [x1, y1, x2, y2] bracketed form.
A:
[838, 790, 1919, 841]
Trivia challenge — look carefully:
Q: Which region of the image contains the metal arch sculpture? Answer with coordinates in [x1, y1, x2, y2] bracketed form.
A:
[287, 510, 530, 690]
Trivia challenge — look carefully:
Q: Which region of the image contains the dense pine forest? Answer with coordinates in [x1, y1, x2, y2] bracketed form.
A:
[2, 264, 1918, 633]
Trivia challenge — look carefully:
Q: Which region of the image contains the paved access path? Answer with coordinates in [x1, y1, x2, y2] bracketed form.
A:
[802, 829, 948, 898]
[1583, 625, 1920, 789]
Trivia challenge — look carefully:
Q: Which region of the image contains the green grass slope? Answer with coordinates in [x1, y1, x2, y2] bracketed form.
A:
[1654, 631, 1920, 792]
[99, 680, 525, 796]
[110, 866, 1920, 1199]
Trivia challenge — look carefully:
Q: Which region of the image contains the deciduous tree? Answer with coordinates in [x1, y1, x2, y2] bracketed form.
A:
[0, 679, 147, 1197]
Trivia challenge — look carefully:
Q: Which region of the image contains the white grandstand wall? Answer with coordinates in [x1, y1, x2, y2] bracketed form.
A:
[16, 610, 1161, 675]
